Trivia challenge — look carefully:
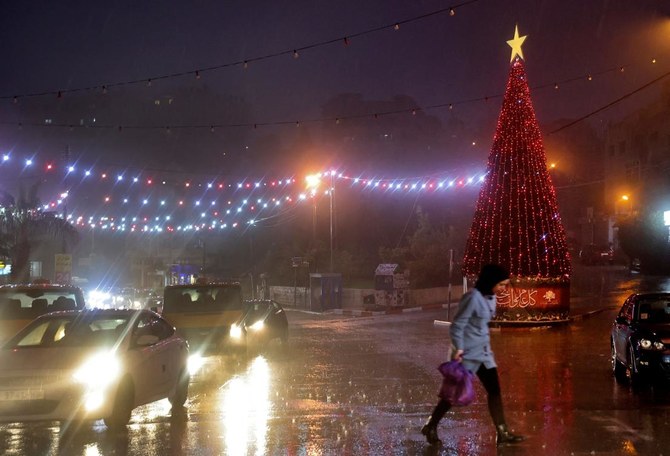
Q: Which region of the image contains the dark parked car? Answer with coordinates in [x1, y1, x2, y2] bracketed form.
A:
[229, 300, 288, 349]
[611, 292, 670, 386]
[579, 244, 614, 265]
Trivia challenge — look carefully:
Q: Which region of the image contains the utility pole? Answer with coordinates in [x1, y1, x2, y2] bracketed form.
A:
[62, 145, 70, 253]
[329, 171, 334, 272]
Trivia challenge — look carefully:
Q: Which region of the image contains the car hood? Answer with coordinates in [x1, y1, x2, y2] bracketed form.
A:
[636, 323, 670, 341]
[0, 346, 106, 373]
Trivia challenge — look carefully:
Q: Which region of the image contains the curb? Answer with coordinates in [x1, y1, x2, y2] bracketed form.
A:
[568, 305, 617, 321]
[330, 303, 450, 317]
[318, 303, 616, 322]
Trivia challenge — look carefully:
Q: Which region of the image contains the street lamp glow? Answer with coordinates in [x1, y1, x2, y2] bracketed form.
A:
[305, 174, 321, 189]
[621, 195, 629, 201]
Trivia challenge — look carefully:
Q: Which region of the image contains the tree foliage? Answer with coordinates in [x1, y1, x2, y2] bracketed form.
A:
[0, 184, 79, 283]
[379, 208, 457, 289]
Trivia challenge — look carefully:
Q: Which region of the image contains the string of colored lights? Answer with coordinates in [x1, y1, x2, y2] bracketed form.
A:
[17, 167, 485, 234]
[63, 194, 301, 233]
[0, 155, 485, 193]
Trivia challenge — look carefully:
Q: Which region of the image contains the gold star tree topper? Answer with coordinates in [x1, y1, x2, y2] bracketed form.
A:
[506, 25, 527, 62]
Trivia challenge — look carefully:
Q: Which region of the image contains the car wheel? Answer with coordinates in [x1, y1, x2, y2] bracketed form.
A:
[104, 379, 134, 429]
[169, 369, 190, 408]
[611, 341, 626, 382]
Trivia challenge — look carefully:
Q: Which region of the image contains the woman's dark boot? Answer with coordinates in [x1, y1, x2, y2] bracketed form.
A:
[421, 421, 441, 445]
[496, 424, 525, 446]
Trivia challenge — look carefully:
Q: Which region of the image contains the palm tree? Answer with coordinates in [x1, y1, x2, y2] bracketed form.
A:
[0, 184, 79, 283]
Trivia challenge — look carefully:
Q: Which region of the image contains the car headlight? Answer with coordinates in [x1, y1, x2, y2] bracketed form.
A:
[230, 324, 243, 339]
[639, 339, 665, 350]
[249, 320, 264, 331]
[188, 353, 205, 375]
[73, 351, 120, 388]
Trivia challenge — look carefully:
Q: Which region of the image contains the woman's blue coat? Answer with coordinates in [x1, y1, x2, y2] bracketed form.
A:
[449, 288, 497, 373]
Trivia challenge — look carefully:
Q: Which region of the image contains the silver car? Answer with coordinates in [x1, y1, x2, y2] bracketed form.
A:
[0, 309, 189, 428]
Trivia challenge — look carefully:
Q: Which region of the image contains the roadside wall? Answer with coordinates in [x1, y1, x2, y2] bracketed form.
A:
[269, 285, 464, 310]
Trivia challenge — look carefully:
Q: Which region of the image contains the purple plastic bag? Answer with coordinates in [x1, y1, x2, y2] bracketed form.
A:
[437, 361, 475, 406]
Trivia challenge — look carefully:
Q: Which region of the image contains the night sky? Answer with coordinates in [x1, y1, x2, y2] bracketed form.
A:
[1, 0, 669, 196]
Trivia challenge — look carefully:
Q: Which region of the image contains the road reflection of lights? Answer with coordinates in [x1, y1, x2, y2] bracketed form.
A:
[305, 443, 324, 456]
[84, 444, 102, 456]
[133, 398, 173, 422]
[221, 356, 270, 455]
[622, 440, 637, 454]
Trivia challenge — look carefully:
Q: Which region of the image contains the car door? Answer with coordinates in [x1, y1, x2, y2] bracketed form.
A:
[613, 299, 633, 364]
[131, 314, 174, 403]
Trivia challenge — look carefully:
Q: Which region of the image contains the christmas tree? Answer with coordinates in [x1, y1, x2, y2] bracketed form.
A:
[462, 26, 571, 322]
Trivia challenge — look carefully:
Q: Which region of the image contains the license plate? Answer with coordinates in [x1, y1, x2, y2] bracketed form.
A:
[0, 389, 45, 401]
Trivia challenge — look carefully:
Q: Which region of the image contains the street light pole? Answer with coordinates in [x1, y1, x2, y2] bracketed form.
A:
[329, 171, 334, 272]
[305, 173, 323, 271]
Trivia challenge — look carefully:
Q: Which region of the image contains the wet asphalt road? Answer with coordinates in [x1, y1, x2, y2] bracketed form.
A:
[1, 267, 669, 455]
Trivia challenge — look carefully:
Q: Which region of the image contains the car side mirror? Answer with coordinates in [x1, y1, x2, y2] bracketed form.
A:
[135, 334, 160, 346]
[615, 316, 627, 325]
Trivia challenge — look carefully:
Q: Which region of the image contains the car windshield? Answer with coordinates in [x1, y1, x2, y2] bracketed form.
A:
[4, 314, 131, 348]
[164, 286, 243, 312]
[244, 302, 270, 322]
[636, 298, 670, 324]
[0, 288, 83, 319]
